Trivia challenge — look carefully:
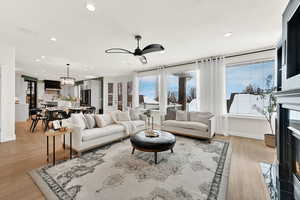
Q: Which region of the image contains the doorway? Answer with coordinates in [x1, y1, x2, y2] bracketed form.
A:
[25, 80, 37, 110]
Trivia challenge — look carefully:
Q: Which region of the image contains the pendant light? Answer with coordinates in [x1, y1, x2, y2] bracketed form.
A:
[60, 64, 75, 86]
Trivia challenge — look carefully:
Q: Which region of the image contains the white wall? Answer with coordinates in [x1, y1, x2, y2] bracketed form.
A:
[37, 80, 44, 107]
[15, 73, 28, 122]
[103, 75, 132, 113]
[15, 73, 27, 104]
[60, 85, 75, 97]
[0, 45, 15, 142]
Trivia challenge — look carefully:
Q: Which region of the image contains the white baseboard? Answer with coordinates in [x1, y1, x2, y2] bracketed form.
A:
[1, 134, 16, 143]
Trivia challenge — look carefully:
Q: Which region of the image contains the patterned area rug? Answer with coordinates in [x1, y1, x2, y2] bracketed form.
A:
[30, 137, 231, 200]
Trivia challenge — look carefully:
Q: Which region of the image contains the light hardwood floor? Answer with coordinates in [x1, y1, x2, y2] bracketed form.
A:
[0, 122, 275, 200]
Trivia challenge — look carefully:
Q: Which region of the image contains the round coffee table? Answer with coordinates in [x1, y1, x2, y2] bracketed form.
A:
[130, 130, 176, 164]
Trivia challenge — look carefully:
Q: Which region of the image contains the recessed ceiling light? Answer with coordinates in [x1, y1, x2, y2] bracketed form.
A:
[86, 3, 96, 12]
[50, 37, 57, 42]
[224, 32, 233, 37]
[41, 56, 45, 59]
[15, 67, 22, 72]
[35, 58, 41, 62]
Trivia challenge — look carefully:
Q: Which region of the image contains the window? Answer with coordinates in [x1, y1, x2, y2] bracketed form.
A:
[138, 75, 159, 109]
[167, 71, 196, 111]
[226, 61, 275, 116]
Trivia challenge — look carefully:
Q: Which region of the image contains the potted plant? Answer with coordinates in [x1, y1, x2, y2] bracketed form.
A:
[253, 75, 277, 148]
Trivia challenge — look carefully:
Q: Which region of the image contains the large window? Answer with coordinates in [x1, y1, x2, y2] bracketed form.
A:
[138, 75, 159, 109]
[167, 71, 196, 111]
[226, 61, 275, 115]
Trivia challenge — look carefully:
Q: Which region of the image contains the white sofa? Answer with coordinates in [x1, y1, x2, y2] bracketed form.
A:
[65, 112, 146, 154]
[162, 111, 215, 142]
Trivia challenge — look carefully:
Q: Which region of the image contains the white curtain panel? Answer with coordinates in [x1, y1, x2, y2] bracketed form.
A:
[132, 72, 139, 108]
[199, 57, 227, 135]
[196, 66, 201, 111]
[159, 68, 168, 116]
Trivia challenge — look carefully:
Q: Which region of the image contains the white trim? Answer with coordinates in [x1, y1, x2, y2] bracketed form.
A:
[288, 126, 300, 137]
[225, 113, 267, 121]
[1, 134, 16, 143]
[226, 58, 275, 68]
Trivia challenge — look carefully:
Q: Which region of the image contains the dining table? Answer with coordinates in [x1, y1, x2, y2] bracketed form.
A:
[43, 106, 94, 131]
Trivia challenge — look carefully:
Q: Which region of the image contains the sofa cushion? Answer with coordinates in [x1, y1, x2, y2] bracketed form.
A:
[84, 114, 96, 129]
[131, 120, 145, 127]
[95, 114, 114, 128]
[176, 110, 188, 121]
[129, 108, 140, 121]
[71, 113, 87, 130]
[163, 120, 208, 132]
[165, 109, 176, 120]
[82, 125, 125, 141]
[118, 111, 131, 121]
[189, 112, 213, 125]
[110, 110, 121, 123]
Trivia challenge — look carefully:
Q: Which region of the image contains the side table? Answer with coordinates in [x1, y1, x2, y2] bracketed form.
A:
[45, 128, 73, 165]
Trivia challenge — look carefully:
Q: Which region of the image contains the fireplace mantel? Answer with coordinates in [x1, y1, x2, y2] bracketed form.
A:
[276, 88, 300, 111]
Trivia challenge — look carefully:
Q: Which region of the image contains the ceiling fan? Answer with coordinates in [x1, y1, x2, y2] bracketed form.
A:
[105, 35, 165, 64]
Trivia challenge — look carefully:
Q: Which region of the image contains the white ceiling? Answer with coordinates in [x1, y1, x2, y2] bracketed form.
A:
[0, 0, 289, 80]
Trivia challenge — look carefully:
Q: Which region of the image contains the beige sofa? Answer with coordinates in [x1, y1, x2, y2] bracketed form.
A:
[65, 111, 145, 154]
[161, 111, 215, 141]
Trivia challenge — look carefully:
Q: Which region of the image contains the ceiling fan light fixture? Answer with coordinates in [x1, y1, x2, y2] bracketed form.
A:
[105, 35, 164, 65]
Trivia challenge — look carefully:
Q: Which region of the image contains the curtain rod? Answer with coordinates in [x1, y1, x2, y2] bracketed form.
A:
[137, 47, 276, 73]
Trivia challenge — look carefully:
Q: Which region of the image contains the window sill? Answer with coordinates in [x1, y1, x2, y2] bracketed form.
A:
[224, 114, 267, 120]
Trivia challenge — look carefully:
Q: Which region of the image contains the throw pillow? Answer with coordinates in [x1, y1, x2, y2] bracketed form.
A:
[118, 111, 131, 122]
[110, 110, 121, 123]
[71, 113, 87, 130]
[84, 114, 96, 129]
[176, 110, 188, 121]
[95, 114, 114, 128]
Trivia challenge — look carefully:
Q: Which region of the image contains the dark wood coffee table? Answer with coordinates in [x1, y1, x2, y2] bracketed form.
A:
[130, 130, 176, 164]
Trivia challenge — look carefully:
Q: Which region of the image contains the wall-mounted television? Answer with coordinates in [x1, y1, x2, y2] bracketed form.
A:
[44, 80, 61, 90]
[287, 4, 300, 79]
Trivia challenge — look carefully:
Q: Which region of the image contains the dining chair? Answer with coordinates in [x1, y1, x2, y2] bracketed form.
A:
[29, 108, 47, 132]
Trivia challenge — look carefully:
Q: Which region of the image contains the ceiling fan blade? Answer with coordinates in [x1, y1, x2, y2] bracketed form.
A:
[138, 55, 148, 64]
[105, 48, 133, 54]
[142, 44, 165, 55]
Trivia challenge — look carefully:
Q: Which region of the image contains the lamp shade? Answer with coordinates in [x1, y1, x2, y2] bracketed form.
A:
[60, 77, 75, 86]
